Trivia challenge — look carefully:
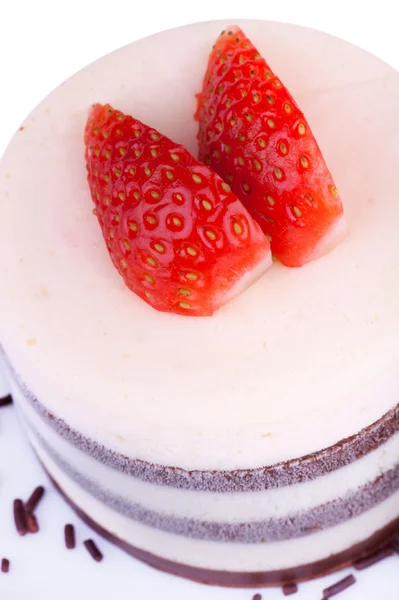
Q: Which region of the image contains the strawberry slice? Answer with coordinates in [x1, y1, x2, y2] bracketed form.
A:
[84, 104, 271, 316]
[195, 26, 346, 267]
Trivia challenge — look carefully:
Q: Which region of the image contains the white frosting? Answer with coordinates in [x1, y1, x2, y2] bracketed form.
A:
[32, 437, 399, 571]
[0, 20, 399, 470]
[16, 389, 399, 522]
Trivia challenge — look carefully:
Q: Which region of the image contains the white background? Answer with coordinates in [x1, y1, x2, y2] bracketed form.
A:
[1, 1, 399, 598]
[1, 0, 399, 156]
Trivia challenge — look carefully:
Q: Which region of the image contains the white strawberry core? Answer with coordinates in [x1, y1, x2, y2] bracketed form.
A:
[307, 215, 348, 264]
[222, 249, 273, 307]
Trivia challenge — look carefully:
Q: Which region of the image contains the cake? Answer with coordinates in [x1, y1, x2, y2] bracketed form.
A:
[0, 19, 398, 588]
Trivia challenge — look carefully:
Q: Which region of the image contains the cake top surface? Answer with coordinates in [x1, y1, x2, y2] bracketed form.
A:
[1, 20, 399, 470]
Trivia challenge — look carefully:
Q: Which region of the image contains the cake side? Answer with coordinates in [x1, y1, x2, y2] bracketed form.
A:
[4, 348, 398, 492]
[40, 471, 399, 587]
[4, 358, 399, 578]
[28, 436, 399, 577]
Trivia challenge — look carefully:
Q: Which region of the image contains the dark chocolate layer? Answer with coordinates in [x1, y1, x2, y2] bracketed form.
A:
[46, 468, 399, 588]
[36, 431, 399, 543]
[3, 346, 399, 492]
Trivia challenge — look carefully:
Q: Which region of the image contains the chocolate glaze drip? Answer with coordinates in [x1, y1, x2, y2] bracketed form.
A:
[2, 346, 399, 492]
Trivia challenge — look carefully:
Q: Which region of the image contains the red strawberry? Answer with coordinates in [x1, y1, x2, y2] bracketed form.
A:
[84, 104, 271, 316]
[195, 26, 346, 267]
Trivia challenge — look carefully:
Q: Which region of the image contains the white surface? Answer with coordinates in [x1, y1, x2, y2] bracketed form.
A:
[0, 403, 398, 599]
[1, 2, 399, 598]
[1, 20, 399, 471]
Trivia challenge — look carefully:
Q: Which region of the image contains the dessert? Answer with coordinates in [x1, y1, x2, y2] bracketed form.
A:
[0, 19, 398, 588]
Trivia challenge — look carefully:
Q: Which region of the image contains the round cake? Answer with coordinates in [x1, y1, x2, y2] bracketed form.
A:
[0, 19, 398, 587]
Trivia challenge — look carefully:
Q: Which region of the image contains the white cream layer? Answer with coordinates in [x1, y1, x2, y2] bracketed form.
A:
[1, 21, 399, 470]
[32, 435, 399, 572]
[15, 386, 399, 523]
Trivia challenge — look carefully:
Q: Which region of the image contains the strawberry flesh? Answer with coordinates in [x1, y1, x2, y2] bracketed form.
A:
[85, 104, 271, 316]
[195, 26, 346, 267]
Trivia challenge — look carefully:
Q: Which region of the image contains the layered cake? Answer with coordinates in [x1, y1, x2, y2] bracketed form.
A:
[0, 20, 398, 587]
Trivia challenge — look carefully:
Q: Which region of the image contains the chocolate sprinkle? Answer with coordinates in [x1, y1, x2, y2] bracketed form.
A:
[26, 511, 39, 534]
[13, 499, 28, 536]
[84, 539, 103, 562]
[391, 538, 399, 554]
[0, 394, 13, 407]
[64, 524, 76, 549]
[353, 546, 393, 570]
[25, 485, 45, 513]
[322, 574, 356, 598]
[283, 582, 298, 595]
[1, 558, 10, 573]
[252, 595, 262, 600]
